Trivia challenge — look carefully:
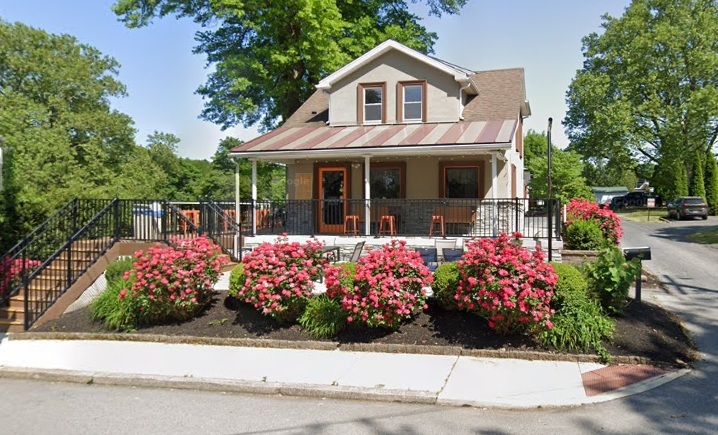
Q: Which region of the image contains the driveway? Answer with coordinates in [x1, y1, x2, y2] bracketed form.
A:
[615, 217, 718, 431]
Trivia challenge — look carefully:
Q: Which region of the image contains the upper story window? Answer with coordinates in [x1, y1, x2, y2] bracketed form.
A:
[398, 81, 426, 123]
[358, 83, 386, 124]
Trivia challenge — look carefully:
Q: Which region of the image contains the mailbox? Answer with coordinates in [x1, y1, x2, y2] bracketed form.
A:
[623, 247, 651, 261]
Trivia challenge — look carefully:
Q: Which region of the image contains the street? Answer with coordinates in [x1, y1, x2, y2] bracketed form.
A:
[0, 217, 716, 434]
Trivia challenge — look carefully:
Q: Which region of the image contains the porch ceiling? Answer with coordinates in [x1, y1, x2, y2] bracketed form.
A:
[228, 120, 516, 161]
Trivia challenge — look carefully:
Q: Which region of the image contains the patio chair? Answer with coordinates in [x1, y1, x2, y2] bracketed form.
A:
[348, 241, 366, 262]
[434, 238, 457, 261]
[442, 248, 463, 262]
[416, 247, 438, 272]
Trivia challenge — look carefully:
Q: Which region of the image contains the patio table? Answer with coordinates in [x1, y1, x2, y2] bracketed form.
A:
[322, 246, 341, 263]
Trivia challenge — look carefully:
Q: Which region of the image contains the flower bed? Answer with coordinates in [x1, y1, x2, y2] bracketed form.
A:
[0, 256, 42, 297]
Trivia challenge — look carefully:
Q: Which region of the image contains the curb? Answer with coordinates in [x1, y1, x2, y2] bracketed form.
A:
[0, 367, 438, 405]
[11, 331, 655, 365]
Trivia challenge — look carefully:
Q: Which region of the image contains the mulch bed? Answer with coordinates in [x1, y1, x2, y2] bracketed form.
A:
[32, 289, 697, 368]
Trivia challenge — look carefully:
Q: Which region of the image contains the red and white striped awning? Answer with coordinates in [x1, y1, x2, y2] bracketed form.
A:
[231, 120, 517, 156]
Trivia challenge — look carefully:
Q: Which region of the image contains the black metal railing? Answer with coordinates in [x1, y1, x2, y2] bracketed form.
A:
[200, 200, 242, 262]
[22, 200, 119, 329]
[226, 198, 562, 239]
[1, 199, 113, 308]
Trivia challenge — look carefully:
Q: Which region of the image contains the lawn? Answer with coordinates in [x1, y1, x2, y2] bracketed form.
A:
[687, 228, 718, 244]
[616, 208, 668, 222]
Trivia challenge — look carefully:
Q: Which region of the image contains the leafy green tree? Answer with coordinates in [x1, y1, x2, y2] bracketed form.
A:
[524, 131, 593, 202]
[704, 152, 718, 214]
[565, 0, 718, 197]
[113, 0, 467, 130]
[690, 151, 707, 200]
[0, 21, 137, 247]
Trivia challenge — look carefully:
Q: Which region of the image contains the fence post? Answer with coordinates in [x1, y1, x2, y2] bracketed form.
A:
[547, 198, 553, 262]
[22, 249, 29, 330]
[251, 199, 256, 236]
[113, 199, 120, 241]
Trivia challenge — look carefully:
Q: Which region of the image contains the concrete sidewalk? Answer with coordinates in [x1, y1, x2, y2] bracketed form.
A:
[0, 334, 688, 409]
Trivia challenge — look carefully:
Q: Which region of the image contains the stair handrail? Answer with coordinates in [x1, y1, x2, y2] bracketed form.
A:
[22, 199, 119, 329]
[201, 199, 241, 261]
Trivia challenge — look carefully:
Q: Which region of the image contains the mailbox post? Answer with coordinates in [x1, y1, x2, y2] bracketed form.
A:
[622, 247, 651, 301]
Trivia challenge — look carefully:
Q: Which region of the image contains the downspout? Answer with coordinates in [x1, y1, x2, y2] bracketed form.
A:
[458, 80, 472, 121]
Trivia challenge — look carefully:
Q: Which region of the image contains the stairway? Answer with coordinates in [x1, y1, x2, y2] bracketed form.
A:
[0, 238, 110, 332]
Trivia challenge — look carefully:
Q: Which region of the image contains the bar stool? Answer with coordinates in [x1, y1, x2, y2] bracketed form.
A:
[429, 215, 444, 237]
[344, 215, 360, 235]
[378, 215, 396, 236]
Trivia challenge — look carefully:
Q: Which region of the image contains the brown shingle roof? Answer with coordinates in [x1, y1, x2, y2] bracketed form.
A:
[282, 90, 328, 127]
[462, 68, 525, 122]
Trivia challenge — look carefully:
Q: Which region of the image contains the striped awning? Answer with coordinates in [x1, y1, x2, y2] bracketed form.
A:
[231, 120, 517, 154]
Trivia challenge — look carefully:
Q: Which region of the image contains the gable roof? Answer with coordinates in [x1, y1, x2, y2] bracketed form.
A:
[316, 40, 478, 93]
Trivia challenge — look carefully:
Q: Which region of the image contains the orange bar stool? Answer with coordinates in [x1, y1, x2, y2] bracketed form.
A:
[344, 215, 360, 235]
[429, 215, 445, 237]
[378, 215, 396, 236]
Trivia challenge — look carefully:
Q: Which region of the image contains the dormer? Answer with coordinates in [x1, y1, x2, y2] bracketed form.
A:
[316, 40, 478, 126]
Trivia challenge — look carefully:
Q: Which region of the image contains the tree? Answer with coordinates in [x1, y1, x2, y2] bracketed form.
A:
[0, 21, 137, 247]
[523, 131, 593, 203]
[705, 152, 718, 214]
[113, 0, 467, 131]
[690, 151, 707, 200]
[564, 0, 718, 197]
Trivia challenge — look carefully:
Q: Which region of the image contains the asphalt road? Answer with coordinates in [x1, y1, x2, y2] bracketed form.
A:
[0, 217, 716, 434]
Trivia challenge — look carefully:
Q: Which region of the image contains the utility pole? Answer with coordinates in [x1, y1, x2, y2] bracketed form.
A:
[546, 118, 553, 261]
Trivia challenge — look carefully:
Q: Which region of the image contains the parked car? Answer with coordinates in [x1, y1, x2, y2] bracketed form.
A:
[667, 196, 708, 220]
[610, 191, 663, 209]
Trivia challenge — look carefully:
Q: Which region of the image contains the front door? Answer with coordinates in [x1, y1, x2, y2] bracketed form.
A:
[318, 167, 347, 233]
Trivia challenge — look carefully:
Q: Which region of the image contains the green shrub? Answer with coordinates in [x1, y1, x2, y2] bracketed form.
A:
[541, 261, 614, 357]
[298, 294, 347, 338]
[540, 296, 614, 358]
[432, 262, 460, 310]
[105, 257, 134, 284]
[228, 263, 245, 298]
[563, 218, 605, 250]
[549, 262, 588, 311]
[90, 278, 137, 331]
[584, 247, 642, 315]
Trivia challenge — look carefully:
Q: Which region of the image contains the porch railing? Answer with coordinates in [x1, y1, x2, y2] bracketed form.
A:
[231, 198, 561, 239]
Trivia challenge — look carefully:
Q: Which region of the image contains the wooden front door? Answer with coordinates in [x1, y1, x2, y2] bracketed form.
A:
[318, 167, 347, 233]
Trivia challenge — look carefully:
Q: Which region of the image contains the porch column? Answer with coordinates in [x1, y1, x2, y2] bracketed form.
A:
[251, 159, 257, 235]
[234, 158, 241, 258]
[491, 153, 498, 237]
[364, 155, 371, 236]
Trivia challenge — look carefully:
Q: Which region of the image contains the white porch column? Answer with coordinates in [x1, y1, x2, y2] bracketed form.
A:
[491, 152, 498, 237]
[234, 158, 240, 257]
[251, 159, 257, 235]
[364, 155, 371, 236]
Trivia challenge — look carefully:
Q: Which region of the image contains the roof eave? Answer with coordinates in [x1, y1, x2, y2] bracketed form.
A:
[229, 142, 512, 161]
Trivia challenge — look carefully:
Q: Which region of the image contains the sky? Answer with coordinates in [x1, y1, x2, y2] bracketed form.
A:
[0, 0, 632, 160]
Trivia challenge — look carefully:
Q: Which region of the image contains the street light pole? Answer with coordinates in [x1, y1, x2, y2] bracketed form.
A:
[547, 118, 553, 261]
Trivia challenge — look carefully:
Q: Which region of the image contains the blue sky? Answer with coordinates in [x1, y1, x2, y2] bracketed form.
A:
[1, 0, 631, 160]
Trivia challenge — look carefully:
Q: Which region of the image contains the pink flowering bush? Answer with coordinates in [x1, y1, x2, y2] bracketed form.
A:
[324, 240, 433, 329]
[455, 232, 558, 335]
[0, 257, 42, 298]
[236, 235, 327, 322]
[565, 198, 622, 246]
[117, 236, 227, 327]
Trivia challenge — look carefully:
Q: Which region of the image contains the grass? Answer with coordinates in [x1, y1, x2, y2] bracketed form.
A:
[616, 208, 668, 222]
[687, 228, 718, 245]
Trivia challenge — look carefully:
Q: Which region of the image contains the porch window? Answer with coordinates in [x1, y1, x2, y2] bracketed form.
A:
[398, 81, 427, 122]
[444, 166, 480, 198]
[368, 162, 406, 199]
[371, 168, 401, 199]
[358, 83, 386, 124]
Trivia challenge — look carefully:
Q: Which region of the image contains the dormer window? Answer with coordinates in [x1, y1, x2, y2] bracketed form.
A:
[357, 83, 386, 124]
[398, 81, 427, 123]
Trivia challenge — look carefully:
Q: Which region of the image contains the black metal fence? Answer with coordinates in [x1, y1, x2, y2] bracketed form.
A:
[228, 198, 561, 239]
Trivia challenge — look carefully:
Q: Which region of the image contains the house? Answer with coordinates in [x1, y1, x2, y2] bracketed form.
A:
[592, 186, 629, 205]
[229, 40, 532, 238]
